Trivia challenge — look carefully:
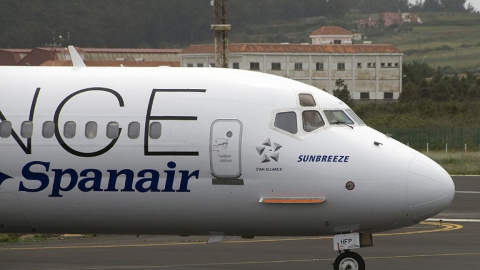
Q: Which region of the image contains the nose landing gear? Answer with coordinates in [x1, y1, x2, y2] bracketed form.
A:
[333, 251, 365, 270]
[332, 232, 371, 270]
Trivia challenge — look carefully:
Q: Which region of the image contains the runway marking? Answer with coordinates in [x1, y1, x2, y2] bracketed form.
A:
[0, 237, 331, 251]
[456, 191, 480, 194]
[59, 258, 329, 269]
[428, 218, 480, 223]
[375, 221, 462, 236]
[365, 252, 480, 260]
[0, 222, 462, 252]
[0, 241, 205, 251]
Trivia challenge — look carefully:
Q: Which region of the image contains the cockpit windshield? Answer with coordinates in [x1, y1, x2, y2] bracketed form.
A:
[302, 110, 325, 132]
[273, 93, 366, 135]
[345, 109, 366, 126]
[324, 110, 354, 125]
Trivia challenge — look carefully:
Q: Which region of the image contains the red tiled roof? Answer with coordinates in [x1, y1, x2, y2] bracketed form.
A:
[77, 48, 182, 54]
[0, 49, 32, 53]
[40, 60, 180, 67]
[0, 49, 32, 65]
[310, 26, 353, 36]
[18, 47, 60, 66]
[182, 43, 402, 54]
[31, 47, 181, 54]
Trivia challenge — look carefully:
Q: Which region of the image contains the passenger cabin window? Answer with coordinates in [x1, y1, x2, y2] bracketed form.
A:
[42, 121, 55, 138]
[274, 112, 297, 134]
[324, 110, 354, 125]
[149, 122, 162, 139]
[128, 122, 140, 139]
[299, 93, 316, 107]
[85, 121, 98, 139]
[0, 121, 12, 138]
[106, 121, 120, 139]
[64, 121, 76, 138]
[21, 121, 33, 138]
[302, 111, 324, 132]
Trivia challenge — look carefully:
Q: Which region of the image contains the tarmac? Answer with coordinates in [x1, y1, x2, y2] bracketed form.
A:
[0, 176, 478, 270]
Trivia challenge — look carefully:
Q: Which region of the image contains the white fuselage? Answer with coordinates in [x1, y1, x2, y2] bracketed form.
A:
[0, 66, 454, 236]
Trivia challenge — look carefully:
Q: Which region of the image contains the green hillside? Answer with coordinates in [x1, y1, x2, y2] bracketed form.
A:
[233, 11, 480, 71]
[369, 12, 480, 71]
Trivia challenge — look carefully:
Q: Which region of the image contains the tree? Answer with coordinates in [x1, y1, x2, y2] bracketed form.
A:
[467, 77, 480, 99]
[402, 61, 435, 86]
[327, 0, 349, 19]
[442, 0, 467, 12]
[333, 78, 354, 107]
[423, 0, 443, 11]
[399, 82, 420, 102]
[397, 0, 410, 12]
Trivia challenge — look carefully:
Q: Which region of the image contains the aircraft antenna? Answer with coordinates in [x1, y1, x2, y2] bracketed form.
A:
[210, 0, 230, 68]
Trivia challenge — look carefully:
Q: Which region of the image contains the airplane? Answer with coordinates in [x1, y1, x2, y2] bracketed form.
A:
[0, 46, 454, 270]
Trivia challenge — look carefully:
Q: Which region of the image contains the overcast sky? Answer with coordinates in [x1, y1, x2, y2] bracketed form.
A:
[460, 0, 479, 10]
[465, 0, 480, 10]
[409, 0, 480, 11]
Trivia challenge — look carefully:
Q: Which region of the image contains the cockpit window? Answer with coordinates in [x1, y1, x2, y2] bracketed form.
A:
[274, 111, 297, 134]
[345, 109, 366, 126]
[299, 94, 316, 107]
[324, 110, 354, 125]
[302, 111, 324, 132]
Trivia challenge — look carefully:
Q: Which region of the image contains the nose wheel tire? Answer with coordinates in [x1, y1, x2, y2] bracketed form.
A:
[333, 251, 365, 270]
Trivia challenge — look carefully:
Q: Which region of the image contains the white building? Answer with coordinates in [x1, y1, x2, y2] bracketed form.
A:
[180, 43, 403, 100]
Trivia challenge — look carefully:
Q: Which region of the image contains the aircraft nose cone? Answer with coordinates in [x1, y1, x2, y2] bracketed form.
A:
[407, 153, 455, 222]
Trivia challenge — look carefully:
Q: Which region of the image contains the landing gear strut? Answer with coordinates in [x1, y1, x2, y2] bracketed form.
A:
[333, 251, 365, 270]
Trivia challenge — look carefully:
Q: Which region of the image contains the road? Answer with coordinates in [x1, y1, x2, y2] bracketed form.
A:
[0, 176, 478, 270]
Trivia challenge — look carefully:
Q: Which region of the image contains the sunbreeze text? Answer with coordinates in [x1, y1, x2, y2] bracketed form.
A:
[297, 155, 350, 163]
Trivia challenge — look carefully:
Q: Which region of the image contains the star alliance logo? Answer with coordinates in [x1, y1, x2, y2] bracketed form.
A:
[256, 138, 282, 163]
[0, 171, 12, 186]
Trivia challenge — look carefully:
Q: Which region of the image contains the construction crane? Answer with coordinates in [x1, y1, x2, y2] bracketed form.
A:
[210, 0, 230, 68]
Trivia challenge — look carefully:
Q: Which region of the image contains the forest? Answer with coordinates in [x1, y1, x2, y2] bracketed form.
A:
[0, 0, 474, 48]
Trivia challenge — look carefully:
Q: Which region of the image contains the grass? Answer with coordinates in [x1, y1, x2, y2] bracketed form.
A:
[357, 102, 480, 129]
[424, 151, 480, 175]
[0, 234, 81, 243]
[392, 25, 480, 70]
[366, 12, 480, 70]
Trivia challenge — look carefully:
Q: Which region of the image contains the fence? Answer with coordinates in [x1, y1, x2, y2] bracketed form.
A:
[377, 127, 480, 152]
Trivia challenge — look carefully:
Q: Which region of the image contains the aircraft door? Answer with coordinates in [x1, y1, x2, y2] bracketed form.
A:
[210, 119, 242, 178]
